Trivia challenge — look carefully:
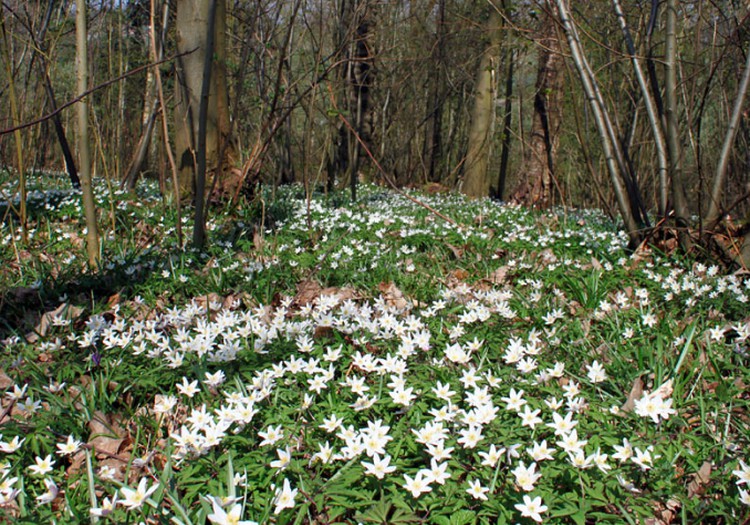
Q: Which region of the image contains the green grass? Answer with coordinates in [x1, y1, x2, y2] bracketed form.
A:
[0, 171, 748, 524]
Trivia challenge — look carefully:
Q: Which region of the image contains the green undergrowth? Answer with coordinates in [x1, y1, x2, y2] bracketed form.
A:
[0, 171, 748, 524]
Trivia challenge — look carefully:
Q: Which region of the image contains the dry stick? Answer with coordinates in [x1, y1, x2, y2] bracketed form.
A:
[334, 110, 459, 227]
[0, 50, 194, 136]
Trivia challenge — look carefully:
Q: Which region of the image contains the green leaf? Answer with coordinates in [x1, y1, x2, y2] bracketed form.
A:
[390, 507, 421, 524]
[355, 500, 391, 523]
[355, 500, 420, 524]
[450, 509, 476, 525]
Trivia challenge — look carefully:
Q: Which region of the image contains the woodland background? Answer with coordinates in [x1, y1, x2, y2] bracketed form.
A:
[2, 0, 750, 260]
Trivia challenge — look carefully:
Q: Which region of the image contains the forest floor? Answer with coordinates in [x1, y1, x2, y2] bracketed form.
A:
[0, 171, 748, 524]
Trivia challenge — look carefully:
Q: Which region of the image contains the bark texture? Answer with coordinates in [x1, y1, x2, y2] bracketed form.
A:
[424, 0, 447, 183]
[664, 0, 690, 247]
[174, 0, 233, 199]
[76, 0, 99, 267]
[510, 6, 564, 208]
[462, 10, 502, 198]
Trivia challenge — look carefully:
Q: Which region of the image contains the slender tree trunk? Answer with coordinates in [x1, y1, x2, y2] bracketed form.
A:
[0, 6, 27, 241]
[495, 48, 514, 201]
[333, 0, 376, 202]
[123, 99, 159, 191]
[705, 45, 750, 232]
[122, 33, 159, 190]
[33, 0, 80, 188]
[510, 5, 564, 208]
[278, 113, 295, 185]
[571, 6, 649, 229]
[192, 0, 218, 250]
[555, 0, 640, 246]
[174, 0, 233, 202]
[612, 0, 667, 217]
[150, 0, 182, 245]
[425, 0, 446, 183]
[462, 9, 502, 198]
[123, 1, 170, 192]
[76, 0, 99, 267]
[42, 72, 80, 188]
[665, 0, 690, 246]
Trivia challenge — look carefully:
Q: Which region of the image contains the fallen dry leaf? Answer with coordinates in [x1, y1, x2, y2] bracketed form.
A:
[485, 266, 509, 285]
[0, 371, 14, 391]
[450, 269, 469, 281]
[295, 280, 323, 306]
[294, 280, 360, 308]
[378, 282, 409, 311]
[321, 286, 358, 303]
[687, 461, 712, 498]
[66, 449, 87, 477]
[630, 241, 652, 267]
[192, 292, 225, 313]
[621, 377, 644, 413]
[88, 411, 127, 457]
[106, 293, 121, 308]
[653, 379, 674, 399]
[446, 243, 464, 260]
[25, 303, 83, 343]
[424, 182, 449, 194]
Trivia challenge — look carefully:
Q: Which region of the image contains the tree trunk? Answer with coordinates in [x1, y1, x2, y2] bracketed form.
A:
[510, 5, 564, 208]
[462, 9, 502, 198]
[0, 5, 27, 241]
[43, 73, 80, 189]
[150, 0, 182, 246]
[123, 98, 159, 191]
[332, 0, 376, 202]
[665, 0, 691, 246]
[704, 39, 750, 232]
[122, 13, 167, 192]
[612, 0, 667, 217]
[554, 0, 641, 247]
[174, 0, 233, 201]
[35, 0, 80, 188]
[424, 0, 446, 183]
[495, 47, 514, 201]
[76, 0, 99, 268]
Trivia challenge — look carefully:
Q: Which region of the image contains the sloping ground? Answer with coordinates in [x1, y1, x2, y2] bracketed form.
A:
[0, 179, 748, 524]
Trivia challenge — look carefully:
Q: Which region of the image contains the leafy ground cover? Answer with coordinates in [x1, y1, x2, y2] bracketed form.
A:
[0, 172, 749, 524]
